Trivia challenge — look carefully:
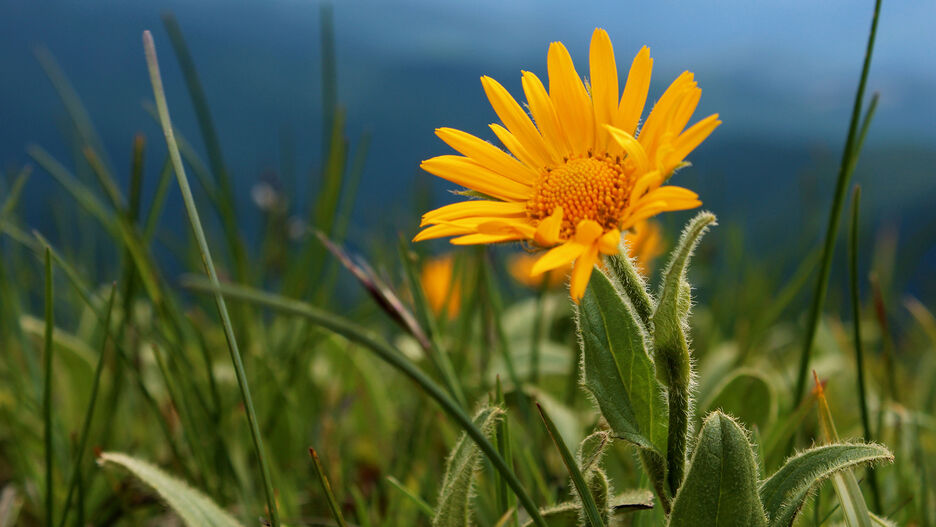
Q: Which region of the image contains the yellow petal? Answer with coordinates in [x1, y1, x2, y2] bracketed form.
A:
[638, 71, 694, 152]
[531, 241, 586, 275]
[421, 200, 527, 225]
[616, 46, 653, 138]
[589, 28, 619, 152]
[481, 76, 553, 168]
[534, 206, 563, 247]
[574, 219, 604, 245]
[435, 128, 538, 185]
[569, 242, 600, 302]
[628, 170, 662, 204]
[669, 114, 722, 165]
[450, 232, 527, 245]
[547, 41, 594, 154]
[477, 219, 536, 238]
[490, 124, 542, 171]
[605, 125, 649, 174]
[413, 223, 475, 242]
[522, 71, 571, 159]
[670, 85, 702, 136]
[598, 229, 620, 255]
[421, 155, 531, 201]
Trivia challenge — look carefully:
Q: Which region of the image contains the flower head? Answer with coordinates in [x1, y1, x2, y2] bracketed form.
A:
[415, 28, 720, 301]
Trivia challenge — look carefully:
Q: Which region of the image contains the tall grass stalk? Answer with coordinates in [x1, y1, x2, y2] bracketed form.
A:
[142, 30, 280, 527]
[57, 284, 117, 527]
[848, 186, 882, 512]
[309, 447, 350, 527]
[792, 0, 882, 407]
[43, 248, 55, 525]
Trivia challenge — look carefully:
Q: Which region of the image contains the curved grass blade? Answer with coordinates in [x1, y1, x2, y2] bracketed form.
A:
[99, 453, 244, 527]
[143, 30, 279, 527]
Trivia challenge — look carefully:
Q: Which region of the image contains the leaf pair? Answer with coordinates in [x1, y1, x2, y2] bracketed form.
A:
[667, 411, 894, 527]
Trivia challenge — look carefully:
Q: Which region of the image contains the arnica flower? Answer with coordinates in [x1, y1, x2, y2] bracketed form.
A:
[414, 28, 720, 301]
[509, 219, 664, 289]
[420, 254, 462, 318]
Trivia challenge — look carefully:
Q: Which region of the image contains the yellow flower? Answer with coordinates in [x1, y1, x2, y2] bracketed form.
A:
[509, 219, 665, 289]
[414, 28, 720, 301]
[420, 254, 462, 318]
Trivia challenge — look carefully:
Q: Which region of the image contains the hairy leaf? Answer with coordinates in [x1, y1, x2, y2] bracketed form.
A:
[652, 211, 716, 389]
[668, 412, 767, 527]
[758, 443, 893, 527]
[575, 267, 668, 456]
[98, 452, 244, 527]
[433, 405, 504, 527]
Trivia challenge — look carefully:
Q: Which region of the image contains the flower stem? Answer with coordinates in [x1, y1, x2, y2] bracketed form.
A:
[666, 379, 691, 498]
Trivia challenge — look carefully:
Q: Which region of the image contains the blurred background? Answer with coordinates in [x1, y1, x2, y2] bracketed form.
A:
[1, 0, 935, 296]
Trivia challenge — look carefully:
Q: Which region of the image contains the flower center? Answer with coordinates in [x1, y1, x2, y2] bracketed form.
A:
[527, 155, 635, 239]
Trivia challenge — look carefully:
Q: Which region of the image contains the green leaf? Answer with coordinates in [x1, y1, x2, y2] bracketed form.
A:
[574, 267, 668, 456]
[98, 452, 244, 527]
[433, 405, 504, 527]
[652, 211, 716, 389]
[668, 412, 767, 527]
[701, 369, 777, 431]
[758, 443, 893, 527]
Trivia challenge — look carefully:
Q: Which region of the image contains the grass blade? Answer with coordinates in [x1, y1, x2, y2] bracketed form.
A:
[309, 447, 349, 527]
[57, 283, 117, 527]
[143, 30, 279, 527]
[848, 185, 882, 512]
[386, 476, 435, 519]
[43, 248, 55, 525]
[536, 403, 605, 527]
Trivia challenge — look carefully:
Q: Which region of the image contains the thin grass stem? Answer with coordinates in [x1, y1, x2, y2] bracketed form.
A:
[43, 248, 55, 525]
[57, 284, 117, 527]
[848, 185, 883, 512]
[309, 447, 349, 527]
[792, 0, 883, 407]
[142, 30, 280, 527]
[536, 403, 605, 527]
